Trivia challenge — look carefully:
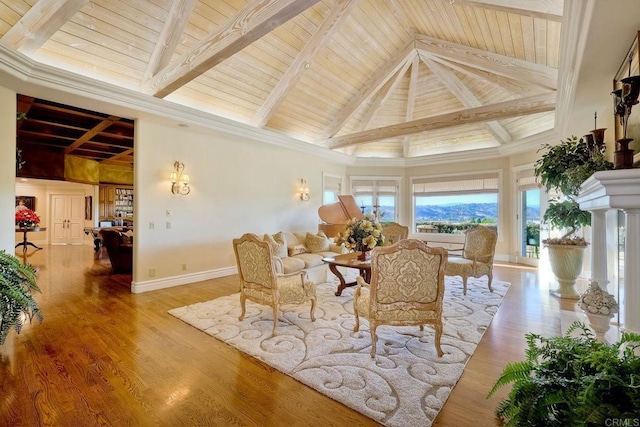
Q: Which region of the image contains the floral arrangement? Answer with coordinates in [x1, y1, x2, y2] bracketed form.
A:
[578, 280, 618, 316]
[334, 214, 384, 252]
[15, 208, 40, 228]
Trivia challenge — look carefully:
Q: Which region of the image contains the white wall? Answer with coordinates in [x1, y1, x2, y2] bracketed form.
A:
[132, 116, 346, 291]
[0, 86, 16, 253]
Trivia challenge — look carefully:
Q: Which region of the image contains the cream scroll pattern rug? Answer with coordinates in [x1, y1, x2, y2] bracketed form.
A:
[169, 276, 509, 426]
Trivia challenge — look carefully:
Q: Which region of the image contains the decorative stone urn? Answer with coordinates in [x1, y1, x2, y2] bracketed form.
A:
[578, 280, 618, 342]
[547, 244, 587, 299]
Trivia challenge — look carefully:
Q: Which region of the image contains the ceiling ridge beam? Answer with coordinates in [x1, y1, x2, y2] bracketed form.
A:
[324, 92, 556, 149]
[143, 0, 322, 98]
[421, 55, 511, 144]
[414, 33, 557, 90]
[321, 42, 416, 139]
[252, 0, 357, 128]
[0, 0, 89, 54]
[140, 0, 198, 89]
[450, 0, 563, 22]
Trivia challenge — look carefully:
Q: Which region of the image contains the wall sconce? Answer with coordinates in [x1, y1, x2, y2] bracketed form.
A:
[299, 178, 309, 201]
[170, 161, 190, 195]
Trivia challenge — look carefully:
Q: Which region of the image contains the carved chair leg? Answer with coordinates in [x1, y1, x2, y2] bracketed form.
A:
[309, 297, 317, 322]
[462, 276, 468, 295]
[434, 322, 444, 357]
[487, 272, 494, 292]
[271, 303, 279, 336]
[353, 310, 360, 332]
[370, 323, 378, 358]
[238, 294, 247, 321]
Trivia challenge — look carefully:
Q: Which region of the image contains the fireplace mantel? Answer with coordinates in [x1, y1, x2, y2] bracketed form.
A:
[577, 168, 640, 333]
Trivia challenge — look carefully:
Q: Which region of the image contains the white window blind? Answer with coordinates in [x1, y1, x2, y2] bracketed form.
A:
[412, 172, 499, 196]
[516, 168, 540, 191]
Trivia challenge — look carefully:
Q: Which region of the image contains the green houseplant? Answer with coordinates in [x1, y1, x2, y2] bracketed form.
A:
[533, 135, 614, 298]
[0, 250, 42, 345]
[488, 322, 640, 425]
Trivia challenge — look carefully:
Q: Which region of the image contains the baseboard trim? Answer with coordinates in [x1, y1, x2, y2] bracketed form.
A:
[131, 266, 238, 293]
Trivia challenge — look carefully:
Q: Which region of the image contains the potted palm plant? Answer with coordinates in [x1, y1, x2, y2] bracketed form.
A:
[0, 250, 42, 345]
[534, 135, 614, 298]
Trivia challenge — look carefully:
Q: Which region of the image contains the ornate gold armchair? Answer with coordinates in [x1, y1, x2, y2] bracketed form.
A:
[232, 233, 317, 335]
[381, 222, 409, 245]
[445, 226, 498, 295]
[353, 239, 448, 358]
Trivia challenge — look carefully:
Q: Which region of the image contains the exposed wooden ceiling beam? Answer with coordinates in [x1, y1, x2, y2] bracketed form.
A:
[324, 92, 556, 149]
[422, 56, 511, 144]
[64, 116, 120, 154]
[451, 0, 563, 21]
[0, 0, 89, 54]
[358, 54, 415, 132]
[415, 33, 558, 90]
[403, 55, 420, 157]
[321, 42, 416, 139]
[252, 0, 356, 128]
[100, 148, 134, 164]
[425, 55, 546, 96]
[140, 0, 197, 89]
[143, 0, 322, 98]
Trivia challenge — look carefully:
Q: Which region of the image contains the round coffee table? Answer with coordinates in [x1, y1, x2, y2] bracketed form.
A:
[322, 252, 371, 296]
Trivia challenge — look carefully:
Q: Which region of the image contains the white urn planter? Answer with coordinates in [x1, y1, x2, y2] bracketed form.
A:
[586, 312, 613, 335]
[547, 244, 587, 299]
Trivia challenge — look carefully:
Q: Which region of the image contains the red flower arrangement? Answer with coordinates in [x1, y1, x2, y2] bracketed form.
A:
[15, 208, 41, 228]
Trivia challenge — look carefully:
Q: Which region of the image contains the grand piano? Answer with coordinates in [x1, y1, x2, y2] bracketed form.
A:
[318, 195, 364, 237]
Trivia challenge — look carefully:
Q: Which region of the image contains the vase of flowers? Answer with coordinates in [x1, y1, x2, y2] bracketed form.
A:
[334, 214, 385, 261]
[15, 208, 40, 229]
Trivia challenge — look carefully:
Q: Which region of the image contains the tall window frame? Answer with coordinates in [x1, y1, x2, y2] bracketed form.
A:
[322, 172, 343, 205]
[349, 176, 400, 223]
[411, 171, 501, 236]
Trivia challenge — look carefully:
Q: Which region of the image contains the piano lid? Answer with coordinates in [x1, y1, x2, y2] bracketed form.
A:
[318, 195, 364, 225]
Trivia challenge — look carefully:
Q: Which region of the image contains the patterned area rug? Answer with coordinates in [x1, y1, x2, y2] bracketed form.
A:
[169, 277, 509, 426]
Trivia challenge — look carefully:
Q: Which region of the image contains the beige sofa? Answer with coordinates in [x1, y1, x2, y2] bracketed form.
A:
[262, 231, 346, 284]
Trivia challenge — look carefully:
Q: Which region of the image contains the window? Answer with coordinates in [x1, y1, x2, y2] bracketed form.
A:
[517, 168, 541, 259]
[323, 173, 342, 204]
[412, 172, 499, 234]
[351, 178, 399, 223]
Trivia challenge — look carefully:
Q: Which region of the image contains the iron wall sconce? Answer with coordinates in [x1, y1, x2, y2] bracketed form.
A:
[170, 161, 190, 195]
[299, 179, 309, 201]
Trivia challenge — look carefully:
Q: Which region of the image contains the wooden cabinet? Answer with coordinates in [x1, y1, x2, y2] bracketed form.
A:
[99, 185, 132, 221]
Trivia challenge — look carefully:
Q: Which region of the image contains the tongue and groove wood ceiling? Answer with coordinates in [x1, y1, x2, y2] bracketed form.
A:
[1, 0, 563, 162]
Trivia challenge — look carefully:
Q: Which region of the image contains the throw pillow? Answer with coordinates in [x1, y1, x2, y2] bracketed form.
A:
[288, 244, 307, 256]
[305, 232, 330, 253]
[264, 232, 288, 258]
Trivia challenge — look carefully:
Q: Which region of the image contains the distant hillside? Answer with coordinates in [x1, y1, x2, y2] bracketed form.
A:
[415, 203, 498, 222]
[377, 203, 539, 223]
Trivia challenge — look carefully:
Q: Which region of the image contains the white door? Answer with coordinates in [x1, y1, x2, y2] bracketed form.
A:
[51, 194, 84, 245]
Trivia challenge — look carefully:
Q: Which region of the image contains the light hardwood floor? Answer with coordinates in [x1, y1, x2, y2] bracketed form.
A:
[0, 245, 578, 426]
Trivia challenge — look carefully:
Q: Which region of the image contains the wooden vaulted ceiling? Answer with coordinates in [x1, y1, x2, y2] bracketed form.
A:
[0, 0, 563, 160]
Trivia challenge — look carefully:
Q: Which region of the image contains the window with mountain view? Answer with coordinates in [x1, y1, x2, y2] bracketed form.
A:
[351, 178, 399, 223]
[412, 172, 499, 234]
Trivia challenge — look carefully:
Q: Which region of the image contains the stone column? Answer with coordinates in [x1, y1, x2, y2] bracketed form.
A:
[623, 209, 640, 333]
[589, 209, 608, 288]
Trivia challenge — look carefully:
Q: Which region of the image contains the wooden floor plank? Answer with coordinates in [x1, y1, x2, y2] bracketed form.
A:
[0, 246, 570, 426]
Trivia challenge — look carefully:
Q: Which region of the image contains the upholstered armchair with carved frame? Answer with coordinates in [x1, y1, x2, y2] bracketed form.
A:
[353, 239, 448, 358]
[445, 225, 498, 295]
[381, 222, 409, 245]
[232, 233, 317, 336]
